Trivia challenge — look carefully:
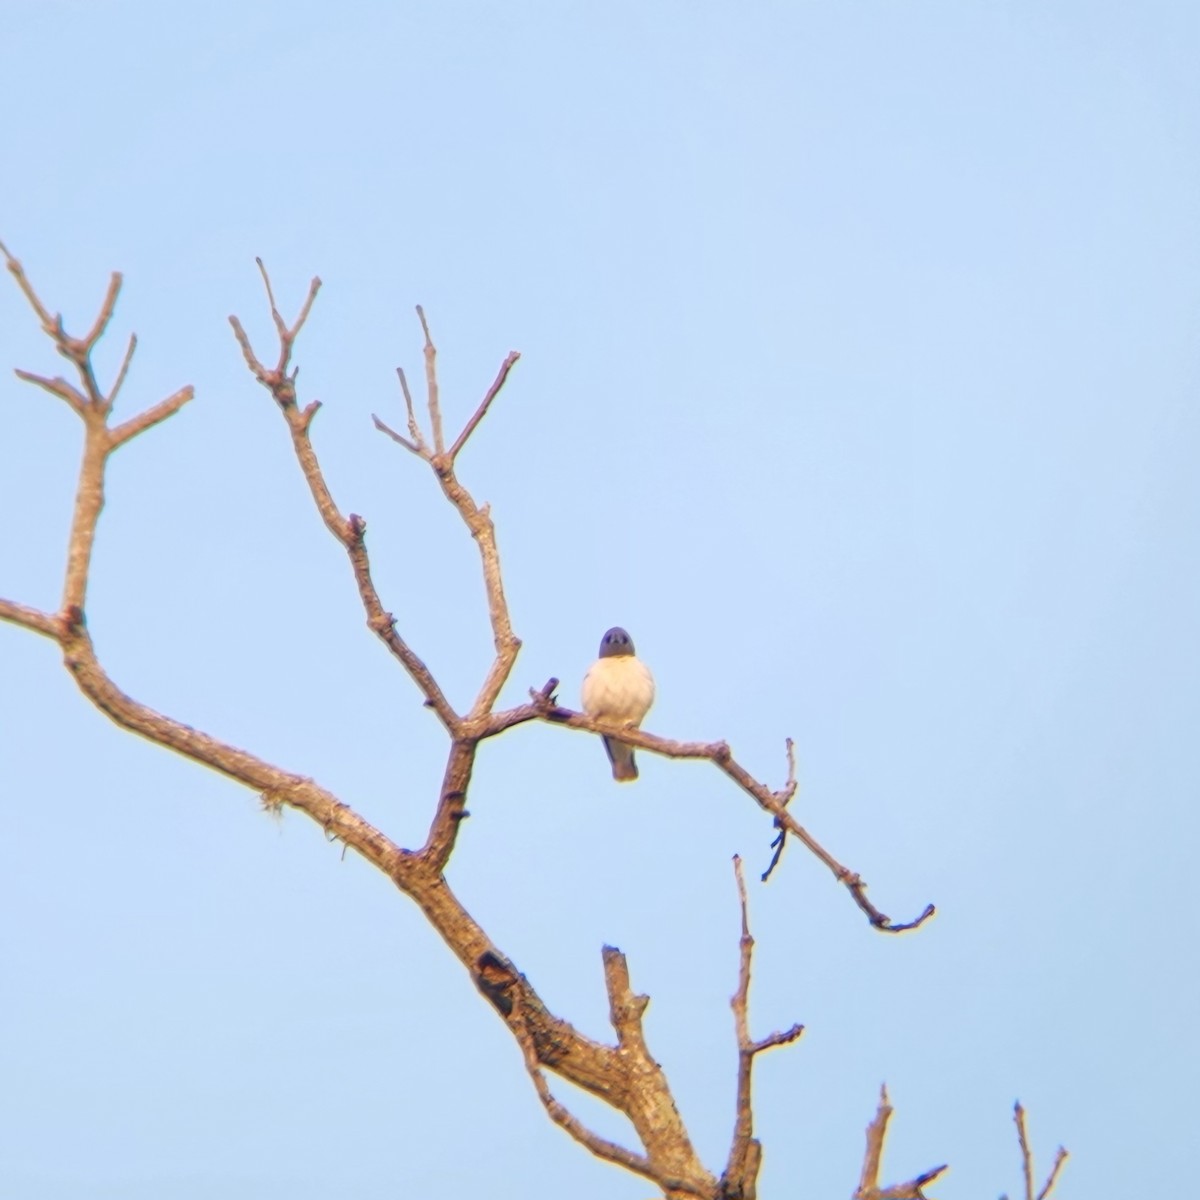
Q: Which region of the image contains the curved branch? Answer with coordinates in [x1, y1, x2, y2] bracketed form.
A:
[496, 689, 935, 934]
[61, 611, 410, 874]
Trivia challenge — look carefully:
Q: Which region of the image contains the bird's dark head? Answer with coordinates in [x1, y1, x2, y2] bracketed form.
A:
[598, 627, 636, 658]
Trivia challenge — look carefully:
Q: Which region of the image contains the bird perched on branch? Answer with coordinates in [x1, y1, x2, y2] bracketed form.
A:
[581, 627, 656, 782]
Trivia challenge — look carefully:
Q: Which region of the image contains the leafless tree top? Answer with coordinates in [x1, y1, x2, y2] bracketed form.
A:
[0, 243, 1065, 1200]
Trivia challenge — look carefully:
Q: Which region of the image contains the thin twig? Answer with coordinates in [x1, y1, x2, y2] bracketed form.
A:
[723, 856, 803, 1198]
[234, 259, 321, 387]
[1037, 1148, 1069, 1200]
[13, 369, 85, 415]
[761, 737, 797, 882]
[1016, 1103, 1034, 1200]
[1, 238, 57, 332]
[108, 386, 195, 449]
[80, 272, 123, 353]
[107, 332, 138, 409]
[256, 255, 288, 339]
[449, 350, 520, 459]
[371, 412, 421, 455]
[1013, 1102, 1069, 1200]
[397, 365, 425, 449]
[415, 305, 443, 454]
[874, 1166, 949, 1200]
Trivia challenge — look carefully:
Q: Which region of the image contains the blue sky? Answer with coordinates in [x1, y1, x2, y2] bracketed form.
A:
[1, 2, 1197, 1197]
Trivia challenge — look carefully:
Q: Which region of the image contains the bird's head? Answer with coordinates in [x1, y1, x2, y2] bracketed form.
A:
[598, 627, 636, 658]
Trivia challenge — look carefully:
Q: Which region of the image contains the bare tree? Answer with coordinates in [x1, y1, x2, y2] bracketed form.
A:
[0, 243, 1066, 1199]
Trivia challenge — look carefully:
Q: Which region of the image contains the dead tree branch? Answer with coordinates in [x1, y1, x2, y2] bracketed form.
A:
[1003, 1102, 1068, 1200]
[228, 270, 460, 734]
[760, 737, 797, 883]
[494, 688, 934, 934]
[723, 856, 804, 1199]
[367, 296, 932, 934]
[854, 1086, 948, 1200]
[508, 947, 718, 1200]
[0, 248, 762, 1198]
[371, 310, 522, 721]
[1, 247, 1003, 1200]
[450, 349, 521, 459]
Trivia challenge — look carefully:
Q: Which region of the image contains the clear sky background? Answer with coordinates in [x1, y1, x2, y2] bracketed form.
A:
[1, 2, 1197, 1197]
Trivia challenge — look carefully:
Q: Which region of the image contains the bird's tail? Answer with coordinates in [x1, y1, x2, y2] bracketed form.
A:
[603, 735, 639, 783]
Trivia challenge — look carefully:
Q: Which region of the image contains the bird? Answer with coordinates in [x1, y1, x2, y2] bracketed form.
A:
[581, 626, 656, 782]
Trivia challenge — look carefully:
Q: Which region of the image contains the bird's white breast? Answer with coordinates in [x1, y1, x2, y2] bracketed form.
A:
[581, 656, 656, 725]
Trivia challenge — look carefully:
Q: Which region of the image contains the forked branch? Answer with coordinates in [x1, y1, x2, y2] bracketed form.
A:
[372, 309, 523, 718]
[1004, 1102, 1068, 1200]
[511, 947, 717, 1200]
[228, 268, 459, 732]
[2, 241, 196, 615]
[855, 1087, 948, 1200]
[723, 856, 804, 1199]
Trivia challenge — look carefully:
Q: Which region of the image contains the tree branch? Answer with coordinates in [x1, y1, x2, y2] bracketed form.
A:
[107, 332, 137, 409]
[1, 236, 57, 332]
[4, 257, 694, 1183]
[3, 242, 195, 613]
[515, 1029, 710, 1199]
[3, 249, 975, 1200]
[109, 385, 196, 448]
[373, 310, 523, 720]
[372, 410, 421, 454]
[0, 238, 119, 415]
[228, 267, 460, 732]
[499, 691, 934, 934]
[415, 304, 444, 454]
[0, 598, 62, 640]
[723, 855, 804, 1199]
[12, 368, 86, 415]
[602, 946, 717, 1198]
[415, 737, 477, 872]
[81, 271, 123, 358]
[1010, 1102, 1069, 1200]
[760, 737, 797, 883]
[449, 349, 521, 459]
[854, 1086, 948, 1200]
